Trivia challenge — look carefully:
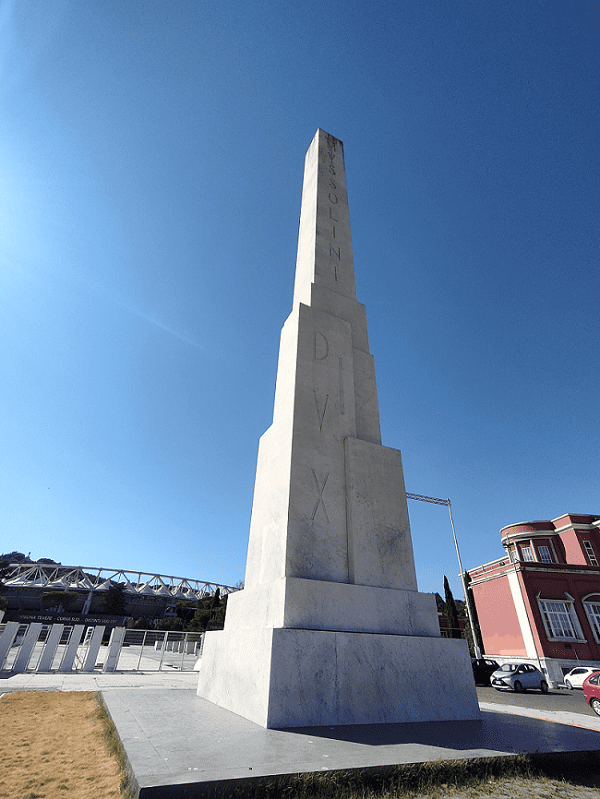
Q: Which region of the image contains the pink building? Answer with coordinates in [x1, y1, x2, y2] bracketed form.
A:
[467, 513, 600, 687]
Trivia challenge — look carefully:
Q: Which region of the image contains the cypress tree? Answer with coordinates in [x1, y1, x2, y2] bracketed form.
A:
[443, 575, 461, 639]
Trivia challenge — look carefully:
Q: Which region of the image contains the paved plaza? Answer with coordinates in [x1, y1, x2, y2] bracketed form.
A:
[103, 687, 600, 797]
[3, 669, 600, 797]
[0, 668, 198, 693]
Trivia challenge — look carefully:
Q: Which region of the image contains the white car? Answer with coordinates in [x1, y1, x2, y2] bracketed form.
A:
[490, 662, 548, 693]
[563, 667, 600, 690]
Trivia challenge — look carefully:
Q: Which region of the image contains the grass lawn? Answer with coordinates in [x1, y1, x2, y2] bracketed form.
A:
[0, 691, 131, 799]
[218, 759, 600, 799]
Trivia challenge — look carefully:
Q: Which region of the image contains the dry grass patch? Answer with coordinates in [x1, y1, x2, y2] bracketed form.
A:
[0, 691, 130, 799]
[205, 757, 600, 799]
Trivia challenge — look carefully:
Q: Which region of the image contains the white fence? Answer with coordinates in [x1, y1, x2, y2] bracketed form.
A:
[0, 622, 204, 674]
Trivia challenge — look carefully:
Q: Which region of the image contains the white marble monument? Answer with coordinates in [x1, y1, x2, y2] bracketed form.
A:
[197, 129, 480, 728]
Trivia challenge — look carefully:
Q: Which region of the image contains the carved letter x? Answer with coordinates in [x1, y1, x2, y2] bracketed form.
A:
[311, 469, 330, 522]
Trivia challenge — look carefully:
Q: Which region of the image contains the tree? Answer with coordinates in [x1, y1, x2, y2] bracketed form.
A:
[41, 590, 79, 612]
[103, 582, 127, 615]
[443, 576, 461, 639]
[463, 572, 484, 655]
[209, 592, 227, 629]
[187, 605, 212, 632]
[0, 552, 29, 563]
[184, 590, 228, 632]
[175, 601, 197, 623]
[157, 616, 184, 631]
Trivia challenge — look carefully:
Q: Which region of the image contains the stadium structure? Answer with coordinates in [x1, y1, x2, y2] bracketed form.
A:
[0, 560, 238, 625]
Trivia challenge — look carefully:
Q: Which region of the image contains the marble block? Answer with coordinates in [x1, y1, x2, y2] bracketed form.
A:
[224, 578, 440, 637]
[197, 626, 480, 728]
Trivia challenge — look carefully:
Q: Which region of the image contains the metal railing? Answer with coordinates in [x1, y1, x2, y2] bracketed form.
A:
[0, 622, 204, 674]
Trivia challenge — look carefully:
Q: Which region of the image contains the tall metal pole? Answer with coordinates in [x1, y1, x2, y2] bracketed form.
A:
[446, 500, 481, 659]
[406, 492, 481, 658]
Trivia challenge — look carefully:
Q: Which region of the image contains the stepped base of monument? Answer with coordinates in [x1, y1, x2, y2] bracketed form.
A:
[224, 577, 441, 636]
[197, 626, 480, 728]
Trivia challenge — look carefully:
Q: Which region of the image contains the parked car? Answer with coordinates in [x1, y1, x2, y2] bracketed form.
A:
[490, 662, 548, 693]
[471, 658, 499, 685]
[583, 672, 600, 716]
[563, 666, 600, 690]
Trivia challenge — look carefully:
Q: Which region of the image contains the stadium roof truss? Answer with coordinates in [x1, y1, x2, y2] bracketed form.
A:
[2, 563, 238, 601]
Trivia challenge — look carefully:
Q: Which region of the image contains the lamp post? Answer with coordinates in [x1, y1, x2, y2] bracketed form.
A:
[406, 492, 482, 659]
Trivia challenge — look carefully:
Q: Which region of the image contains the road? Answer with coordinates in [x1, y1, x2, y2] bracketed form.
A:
[477, 685, 598, 718]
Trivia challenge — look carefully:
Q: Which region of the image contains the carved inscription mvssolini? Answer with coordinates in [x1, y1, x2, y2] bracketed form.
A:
[325, 134, 340, 281]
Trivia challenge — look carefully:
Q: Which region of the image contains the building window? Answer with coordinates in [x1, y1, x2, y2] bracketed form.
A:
[520, 546, 534, 562]
[539, 599, 580, 640]
[583, 540, 598, 566]
[583, 598, 600, 643]
[537, 545, 553, 563]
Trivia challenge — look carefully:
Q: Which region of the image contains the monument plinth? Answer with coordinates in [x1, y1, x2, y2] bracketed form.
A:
[197, 130, 480, 728]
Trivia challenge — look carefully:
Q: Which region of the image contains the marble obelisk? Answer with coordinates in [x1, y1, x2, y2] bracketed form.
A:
[197, 130, 480, 728]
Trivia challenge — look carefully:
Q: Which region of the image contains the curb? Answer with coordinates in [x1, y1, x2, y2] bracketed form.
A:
[479, 702, 600, 733]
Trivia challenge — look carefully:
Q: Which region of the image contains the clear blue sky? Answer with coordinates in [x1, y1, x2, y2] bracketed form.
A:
[1, 1, 598, 599]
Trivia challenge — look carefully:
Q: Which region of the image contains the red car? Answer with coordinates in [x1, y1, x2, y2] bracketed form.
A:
[581, 671, 600, 715]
